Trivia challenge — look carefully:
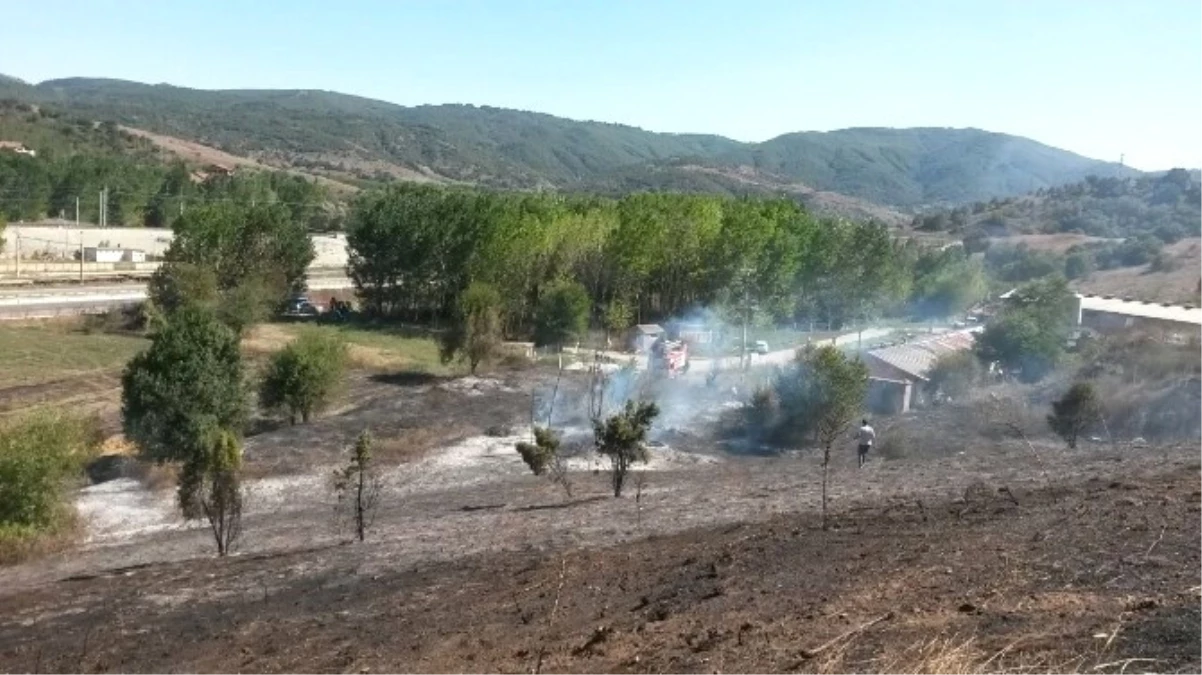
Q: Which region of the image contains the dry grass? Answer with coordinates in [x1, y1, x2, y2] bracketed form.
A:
[0, 320, 148, 388]
[126, 461, 178, 493]
[0, 511, 82, 565]
[373, 424, 470, 466]
[992, 233, 1115, 253]
[812, 632, 1167, 674]
[1074, 237, 1202, 304]
[243, 323, 450, 375]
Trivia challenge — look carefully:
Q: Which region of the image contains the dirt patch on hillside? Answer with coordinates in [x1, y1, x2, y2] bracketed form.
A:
[989, 233, 1116, 253]
[121, 126, 358, 194]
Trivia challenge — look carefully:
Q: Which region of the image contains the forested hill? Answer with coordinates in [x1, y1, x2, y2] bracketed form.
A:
[912, 170, 1202, 242]
[0, 100, 343, 230]
[0, 76, 1139, 208]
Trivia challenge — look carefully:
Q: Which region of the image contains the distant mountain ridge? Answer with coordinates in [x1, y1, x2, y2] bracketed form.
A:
[0, 75, 1142, 209]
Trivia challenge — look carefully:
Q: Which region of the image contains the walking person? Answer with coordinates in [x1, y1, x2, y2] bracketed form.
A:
[856, 419, 876, 469]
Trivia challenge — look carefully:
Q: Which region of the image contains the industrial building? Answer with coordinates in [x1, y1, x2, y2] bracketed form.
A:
[863, 328, 982, 413]
[1074, 294, 1202, 338]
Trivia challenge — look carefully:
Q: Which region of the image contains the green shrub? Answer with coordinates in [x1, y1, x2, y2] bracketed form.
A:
[0, 412, 101, 561]
[259, 329, 349, 424]
[515, 426, 561, 476]
[924, 351, 982, 402]
[1048, 382, 1102, 449]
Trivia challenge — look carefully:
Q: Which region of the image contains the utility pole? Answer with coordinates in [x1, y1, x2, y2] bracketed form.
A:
[857, 298, 865, 352]
[14, 232, 19, 278]
[75, 196, 80, 226]
[740, 267, 753, 372]
[79, 230, 84, 282]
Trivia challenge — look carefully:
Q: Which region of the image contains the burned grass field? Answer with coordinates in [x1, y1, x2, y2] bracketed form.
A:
[1, 322, 1199, 674]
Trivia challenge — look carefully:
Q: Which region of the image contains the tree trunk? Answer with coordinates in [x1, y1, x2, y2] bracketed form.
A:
[356, 462, 366, 542]
[821, 445, 830, 531]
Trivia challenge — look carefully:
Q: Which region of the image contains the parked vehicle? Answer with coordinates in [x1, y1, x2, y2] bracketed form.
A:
[281, 294, 320, 319]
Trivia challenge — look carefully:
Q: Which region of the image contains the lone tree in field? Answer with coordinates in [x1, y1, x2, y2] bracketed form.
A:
[122, 306, 249, 556]
[177, 428, 245, 556]
[260, 330, 349, 424]
[593, 400, 660, 498]
[122, 305, 247, 463]
[534, 278, 591, 350]
[803, 345, 869, 530]
[516, 426, 561, 476]
[1048, 382, 1102, 449]
[440, 282, 504, 374]
[333, 430, 380, 543]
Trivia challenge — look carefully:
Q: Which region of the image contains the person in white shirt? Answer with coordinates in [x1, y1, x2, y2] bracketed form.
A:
[856, 419, 876, 468]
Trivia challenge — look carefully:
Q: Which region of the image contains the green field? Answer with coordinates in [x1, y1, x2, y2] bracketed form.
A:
[252, 322, 452, 375]
[0, 322, 148, 388]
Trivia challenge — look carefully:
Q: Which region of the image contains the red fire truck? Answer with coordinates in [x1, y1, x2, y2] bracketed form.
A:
[649, 335, 690, 378]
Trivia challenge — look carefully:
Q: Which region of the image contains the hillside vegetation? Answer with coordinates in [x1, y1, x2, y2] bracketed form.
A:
[911, 171, 1202, 291]
[1, 76, 1138, 208]
[0, 101, 344, 229]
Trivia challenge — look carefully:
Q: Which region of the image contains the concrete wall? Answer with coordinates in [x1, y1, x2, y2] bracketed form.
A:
[2, 224, 349, 269]
[866, 377, 913, 415]
[0, 260, 160, 276]
[1080, 310, 1201, 338]
[2, 225, 173, 260]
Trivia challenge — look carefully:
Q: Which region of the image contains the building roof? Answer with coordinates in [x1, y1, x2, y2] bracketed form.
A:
[865, 328, 980, 381]
[635, 324, 664, 334]
[1079, 294, 1202, 326]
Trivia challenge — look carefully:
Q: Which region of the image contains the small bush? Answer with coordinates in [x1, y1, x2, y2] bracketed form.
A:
[744, 386, 776, 438]
[1048, 382, 1102, 449]
[515, 426, 561, 476]
[260, 330, 349, 424]
[875, 426, 915, 460]
[594, 400, 659, 498]
[923, 351, 982, 403]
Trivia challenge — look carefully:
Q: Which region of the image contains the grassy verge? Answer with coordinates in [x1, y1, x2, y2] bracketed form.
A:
[0, 320, 148, 388]
[244, 322, 452, 375]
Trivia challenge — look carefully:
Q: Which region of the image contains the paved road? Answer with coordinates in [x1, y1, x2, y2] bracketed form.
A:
[564, 326, 901, 377]
[0, 271, 354, 321]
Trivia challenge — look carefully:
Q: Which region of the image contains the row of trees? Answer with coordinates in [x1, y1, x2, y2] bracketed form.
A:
[348, 184, 986, 342]
[0, 151, 344, 231]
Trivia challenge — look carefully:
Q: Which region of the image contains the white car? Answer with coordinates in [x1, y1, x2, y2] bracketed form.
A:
[753, 340, 769, 355]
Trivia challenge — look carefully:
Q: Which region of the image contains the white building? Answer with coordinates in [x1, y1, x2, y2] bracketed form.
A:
[83, 247, 147, 263]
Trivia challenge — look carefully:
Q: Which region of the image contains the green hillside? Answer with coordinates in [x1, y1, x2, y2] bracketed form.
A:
[1, 76, 1142, 208]
[0, 100, 343, 229]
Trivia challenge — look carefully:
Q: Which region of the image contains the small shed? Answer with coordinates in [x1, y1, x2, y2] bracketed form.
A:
[630, 324, 665, 353]
[83, 247, 146, 263]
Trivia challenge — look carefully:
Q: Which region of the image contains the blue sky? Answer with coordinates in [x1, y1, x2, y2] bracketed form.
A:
[2, 0, 1199, 170]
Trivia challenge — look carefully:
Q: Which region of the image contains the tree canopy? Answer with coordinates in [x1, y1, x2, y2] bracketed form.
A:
[974, 277, 1076, 383]
[346, 185, 941, 337]
[121, 305, 247, 462]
